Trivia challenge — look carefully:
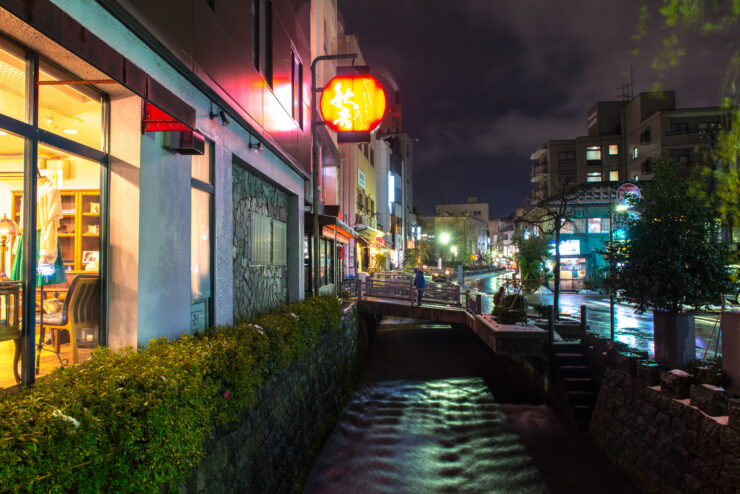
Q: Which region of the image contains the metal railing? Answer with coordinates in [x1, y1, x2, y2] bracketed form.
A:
[357, 278, 417, 304]
[353, 277, 489, 314]
[369, 271, 414, 282]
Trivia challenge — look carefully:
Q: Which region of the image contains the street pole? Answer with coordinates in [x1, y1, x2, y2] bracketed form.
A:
[310, 53, 357, 296]
[609, 187, 615, 341]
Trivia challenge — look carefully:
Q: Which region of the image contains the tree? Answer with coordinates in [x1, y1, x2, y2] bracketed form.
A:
[607, 160, 732, 313]
[514, 230, 551, 294]
[517, 178, 584, 319]
[634, 0, 740, 223]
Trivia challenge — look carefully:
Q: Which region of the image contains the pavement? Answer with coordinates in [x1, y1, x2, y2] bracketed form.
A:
[466, 273, 727, 360]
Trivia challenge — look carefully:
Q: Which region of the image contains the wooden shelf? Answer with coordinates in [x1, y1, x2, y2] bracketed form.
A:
[12, 189, 100, 273]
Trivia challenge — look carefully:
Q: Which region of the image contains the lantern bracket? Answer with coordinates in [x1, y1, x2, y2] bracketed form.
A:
[310, 53, 358, 297]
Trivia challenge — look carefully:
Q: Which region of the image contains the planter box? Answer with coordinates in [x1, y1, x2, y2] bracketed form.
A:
[720, 311, 740, 395]
[637, 361, 662, 386]
[653, 310, 695, 368]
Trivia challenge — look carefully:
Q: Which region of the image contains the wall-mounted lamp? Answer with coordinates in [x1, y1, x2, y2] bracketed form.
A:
[248, 136, 263, 153]
[209, 102, 230, 126]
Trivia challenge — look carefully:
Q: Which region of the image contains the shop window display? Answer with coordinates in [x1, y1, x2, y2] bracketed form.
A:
[0, 37, 105, 389]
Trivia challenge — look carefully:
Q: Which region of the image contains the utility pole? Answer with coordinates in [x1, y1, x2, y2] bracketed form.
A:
[310, 53, 357, 296]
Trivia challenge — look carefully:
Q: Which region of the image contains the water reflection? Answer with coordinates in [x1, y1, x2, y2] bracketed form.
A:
[305, 377, 548, 493]
[305, 318, 634, 493]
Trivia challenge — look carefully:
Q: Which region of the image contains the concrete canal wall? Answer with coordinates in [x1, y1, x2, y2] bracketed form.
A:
[590, 367, 740, 493]
[179, 304, 372, 493]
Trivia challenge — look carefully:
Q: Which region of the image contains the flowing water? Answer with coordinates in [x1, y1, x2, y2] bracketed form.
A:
[304, 318, 634, 493]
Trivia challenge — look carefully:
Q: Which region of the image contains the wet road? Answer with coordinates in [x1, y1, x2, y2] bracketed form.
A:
[304, 318, 634, 493]
[467, 272, 724, 360]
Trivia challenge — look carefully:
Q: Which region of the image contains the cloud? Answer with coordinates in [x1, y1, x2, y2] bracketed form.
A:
[339, 0, 740, 215]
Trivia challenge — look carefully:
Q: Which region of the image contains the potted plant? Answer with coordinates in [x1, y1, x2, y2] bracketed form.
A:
[606, 161, 733, 368]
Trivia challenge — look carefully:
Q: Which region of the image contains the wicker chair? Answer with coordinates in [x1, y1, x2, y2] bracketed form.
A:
[39, 274, 99, 365]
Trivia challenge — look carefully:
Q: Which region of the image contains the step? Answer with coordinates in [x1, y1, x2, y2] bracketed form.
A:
[572, 404, 594, 422]
[551, 342, 583, 354]
[567, 390, 598, 407]
[554, 352, 587, 366]
[558, 365, 591, 378]
[562, 377, 597, 393]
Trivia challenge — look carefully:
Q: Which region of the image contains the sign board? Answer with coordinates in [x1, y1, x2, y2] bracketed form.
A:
[320, 74, 386, 135]
[143, 102, 190, 132]
[358, 169, 366, 189]
[616, 182, 641, 205]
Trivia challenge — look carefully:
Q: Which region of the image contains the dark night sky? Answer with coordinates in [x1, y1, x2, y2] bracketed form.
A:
[337, 0, 738, 218]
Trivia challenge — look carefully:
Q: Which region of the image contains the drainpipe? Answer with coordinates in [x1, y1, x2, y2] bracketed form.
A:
[310, 53, 357, 296]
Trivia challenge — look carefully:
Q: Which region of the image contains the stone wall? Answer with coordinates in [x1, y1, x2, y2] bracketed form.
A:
[590, 368, 740, 493]
[233, 164, 289, 321]
[179, 304, 368, 493]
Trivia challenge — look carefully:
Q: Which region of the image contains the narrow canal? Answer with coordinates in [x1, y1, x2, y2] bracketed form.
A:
[304, 317, 635, 493]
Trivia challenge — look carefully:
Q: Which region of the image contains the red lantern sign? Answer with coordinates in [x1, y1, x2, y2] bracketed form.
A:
[320, 75, 386, 134]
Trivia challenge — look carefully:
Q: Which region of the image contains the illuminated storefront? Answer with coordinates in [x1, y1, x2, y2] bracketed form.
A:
[0, 36, 107, 387]
[0, 0, 310, 389]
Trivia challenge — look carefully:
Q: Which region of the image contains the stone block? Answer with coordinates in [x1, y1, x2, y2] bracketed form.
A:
[682, 407, 705, 430]
[660, 369, 692, 399]
[638, 361, 662, 386]
[689, 384, 729, 417]
[729, 399, 740, 432]
[720, 311, 740, 395]
[719, 425, 740, 454]
[616, 352, 639, 376]
[654, 411, 672, 433]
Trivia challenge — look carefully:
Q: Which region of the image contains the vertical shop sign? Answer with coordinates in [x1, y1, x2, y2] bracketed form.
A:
[358, 169, 366, 189]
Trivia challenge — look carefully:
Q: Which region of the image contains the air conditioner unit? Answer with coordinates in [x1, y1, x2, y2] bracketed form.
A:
[163, 130, 205, 155]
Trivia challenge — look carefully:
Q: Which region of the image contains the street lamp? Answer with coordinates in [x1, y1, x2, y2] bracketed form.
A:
[610, 181, 640, 340]
[439, 232, 450, 244]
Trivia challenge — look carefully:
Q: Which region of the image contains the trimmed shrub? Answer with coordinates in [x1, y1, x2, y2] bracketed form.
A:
[0, 296, 343, 493]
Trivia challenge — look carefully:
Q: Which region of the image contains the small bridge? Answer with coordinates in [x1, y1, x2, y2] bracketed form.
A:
[350, 274, 549, 358]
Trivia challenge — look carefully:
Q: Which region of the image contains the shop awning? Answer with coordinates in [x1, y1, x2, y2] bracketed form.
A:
[305, 212, 358, 242]
[355, 223, 390, 251]
[356, 223, 383, 239]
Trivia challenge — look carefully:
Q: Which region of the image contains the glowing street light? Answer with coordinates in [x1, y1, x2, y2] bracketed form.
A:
[450, 245, 458, 255]
[439, 232, 450, 244]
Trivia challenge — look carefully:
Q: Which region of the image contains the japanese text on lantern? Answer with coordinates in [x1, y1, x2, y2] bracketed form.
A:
[320, 75, 386, 133]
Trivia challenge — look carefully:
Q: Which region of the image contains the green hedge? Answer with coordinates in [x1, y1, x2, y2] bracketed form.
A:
[0, 296, 343, 493]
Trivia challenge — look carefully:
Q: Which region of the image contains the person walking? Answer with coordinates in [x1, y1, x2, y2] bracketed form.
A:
[493, 286, 506, 306]
[414, 267, 426, 306]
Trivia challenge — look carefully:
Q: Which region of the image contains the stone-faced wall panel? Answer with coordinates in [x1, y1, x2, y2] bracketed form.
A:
[179, 304, 367, 493]
[232, 164, 289, 321]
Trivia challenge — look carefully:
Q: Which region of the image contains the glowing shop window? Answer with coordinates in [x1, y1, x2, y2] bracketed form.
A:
[38, 61, 105, 151]
[586, 172, 601, 182]
[608, 144, 619, 155]
[609, 171, 619, 181]
[588, 218, 602, 234]
[586, 146, 601, 160]
[0, 39, 27, 123]
[549, 239, 580, 256]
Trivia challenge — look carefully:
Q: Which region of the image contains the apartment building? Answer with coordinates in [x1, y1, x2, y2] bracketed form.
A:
[530, 91, 726, 203]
